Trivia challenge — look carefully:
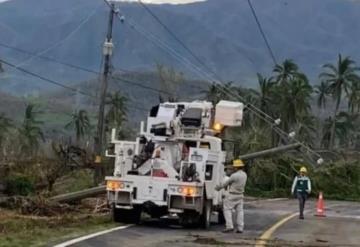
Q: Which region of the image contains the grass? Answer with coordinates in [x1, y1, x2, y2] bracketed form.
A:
[0, 209, 118, 247]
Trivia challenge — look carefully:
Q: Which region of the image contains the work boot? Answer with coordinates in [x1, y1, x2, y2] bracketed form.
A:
[299, 215, 304, 220]
[222, 228, 234, 233]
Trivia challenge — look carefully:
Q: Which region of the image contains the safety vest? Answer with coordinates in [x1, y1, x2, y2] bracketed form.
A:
[296, 176, 309, 193]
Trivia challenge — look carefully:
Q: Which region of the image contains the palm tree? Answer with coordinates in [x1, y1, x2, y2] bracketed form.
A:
[239, 125, 270, 153]
[0, 113, 12, 149]
[204, 83, 221, 105]
[237, 86, 260, 127]
[314, 81, 329, 109]
[294, 114, 317, 145]
[219, 82, 238, 101]
[65, 110, 91, 145]
[204, 82, 238, 105]
[273, 59, 302, 85]
[105, 92, 127, 131]
[322, 112, 358, 148]
[273, 77, 313, 132]
[337, 112, 358, 147]
[320, 54, 360, 148]
[270, 60, 312, 131]
[348, 80, 360, 113]
[202, 83, 220, 105]
[20, 104, 44, 154]
[256, 73, 275, 114]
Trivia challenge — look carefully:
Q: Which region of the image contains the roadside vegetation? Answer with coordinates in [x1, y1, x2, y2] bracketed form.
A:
[0, 207, 117, 247]
[1, 57, 360, 245]
[205, 55, 360, 200]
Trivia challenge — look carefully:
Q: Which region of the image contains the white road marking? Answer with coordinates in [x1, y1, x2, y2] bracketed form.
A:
[53, 224, 133, 247]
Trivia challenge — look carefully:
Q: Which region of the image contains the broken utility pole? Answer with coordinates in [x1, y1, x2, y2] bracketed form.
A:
[94, 2, 116, 185]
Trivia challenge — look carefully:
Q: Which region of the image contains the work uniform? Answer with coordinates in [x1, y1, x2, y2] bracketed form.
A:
[291, 175, 311, 218]
[218, 169, 247, 232]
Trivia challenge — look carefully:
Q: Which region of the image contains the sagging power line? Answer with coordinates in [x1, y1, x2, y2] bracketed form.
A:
[247, 0, 277, 65]
[0, 58, 93, 97]
[102, 0, 322, 163]
[15, 4, 101, 69]
[0, 57, 148, 113]
[0, 42, 181, 97]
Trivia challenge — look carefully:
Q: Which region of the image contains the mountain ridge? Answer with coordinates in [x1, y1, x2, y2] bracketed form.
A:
[0, 0, 360, 95]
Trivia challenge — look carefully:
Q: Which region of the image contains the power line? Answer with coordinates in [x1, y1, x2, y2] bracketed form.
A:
[0, 58, 93, 97]
[104, 2, 264, 116]
[105, 1, 269, 112]
[120, 13, 219, 87]
[103, 0, 206, 80]
[0, 42, 180, 97]
[0, 43, 178, 95]
[15, 4, 101, 68]
[112, 2, 269, 117]
[120, 3, 278, 125]
[135, 0, 276, 121]
[137, 0, 258, 76]
[103, 1, 322, 162]
[0, 42, 99, 74]
[113, 76, 172, 96]
[247, 0, 277, 65]
[137, 0, 220, 81]
[108, 1, 245, 105]
[0, 57, 149, 113]
[2, 0, 317, 161]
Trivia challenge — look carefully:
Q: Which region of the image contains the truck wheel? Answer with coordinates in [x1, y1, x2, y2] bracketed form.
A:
[200, 200, 212, 229]
[112, 205, 142, 224]
[179, 210, 199, 228]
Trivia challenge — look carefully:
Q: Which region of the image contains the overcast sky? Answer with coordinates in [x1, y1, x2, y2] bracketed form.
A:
[122, 0, 205, 3]
[0, 0, 206, 4]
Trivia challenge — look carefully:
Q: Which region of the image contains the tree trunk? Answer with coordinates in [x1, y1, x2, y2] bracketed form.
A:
[329, 104, 339, 149]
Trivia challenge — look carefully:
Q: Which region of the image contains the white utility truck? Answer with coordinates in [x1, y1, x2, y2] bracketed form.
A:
[105, 100, 243, 228]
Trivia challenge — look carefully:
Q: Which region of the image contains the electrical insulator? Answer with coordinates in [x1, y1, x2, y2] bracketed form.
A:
[288, 132, 296, 138]
[274, 118, 281, 125]
[103, 40, 114, 56]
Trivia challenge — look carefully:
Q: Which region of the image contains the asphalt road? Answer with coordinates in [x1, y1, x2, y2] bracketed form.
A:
[61, 199, 360, 247]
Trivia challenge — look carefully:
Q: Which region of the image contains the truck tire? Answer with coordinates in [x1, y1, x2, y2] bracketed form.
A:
[179, 210, 199, 228]
[199, 200, 212, 229]
[112, 205, 142, 224]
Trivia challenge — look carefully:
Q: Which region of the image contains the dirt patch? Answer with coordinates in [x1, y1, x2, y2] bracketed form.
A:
[193, 236, 254, 246]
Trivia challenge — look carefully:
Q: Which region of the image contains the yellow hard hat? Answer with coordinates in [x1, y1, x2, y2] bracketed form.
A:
[233, 159, 245, 168]
[300, 166, 307, 173]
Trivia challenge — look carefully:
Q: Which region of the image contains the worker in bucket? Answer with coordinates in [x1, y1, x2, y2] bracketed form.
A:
[291, 166, 311, 219]
[215, 159, 247, 233]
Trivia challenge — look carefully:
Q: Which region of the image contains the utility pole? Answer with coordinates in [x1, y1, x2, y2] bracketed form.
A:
[94, 2, 116, 185]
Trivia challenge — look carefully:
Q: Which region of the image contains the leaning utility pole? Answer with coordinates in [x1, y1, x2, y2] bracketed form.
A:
[94, 3, 116, 185]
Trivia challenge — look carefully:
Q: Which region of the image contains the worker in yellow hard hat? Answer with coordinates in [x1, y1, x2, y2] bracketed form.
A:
[215, 159, 247, 233]
[291, 166, 312, 219]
